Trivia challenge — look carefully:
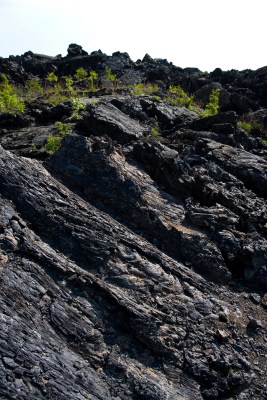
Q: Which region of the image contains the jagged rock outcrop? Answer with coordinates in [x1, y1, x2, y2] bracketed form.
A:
[0, 45, 267, 400]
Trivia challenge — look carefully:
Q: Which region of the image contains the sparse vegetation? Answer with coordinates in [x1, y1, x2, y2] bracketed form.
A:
[238, 120, 262, 134]
[151, 127, 160, 136]
[70, 98, 86, 120]
[131, 83, 159, 96]
[105, 68, 116, 83]
[87, 70, 98, 92]
[63, 76, 74, 95]
[200, 88, 220, 117]
[0, 74, 25, 113]
[74, 67, 88, 82]
[54, 121, 72, 136]
[45, 121, 71, 154]
[166, 85, 194, 109]
[25, 77, 44, 99]
[238, 121, 253, 132]
[45, 134, 62, 154]
[46, 72, 58, 84]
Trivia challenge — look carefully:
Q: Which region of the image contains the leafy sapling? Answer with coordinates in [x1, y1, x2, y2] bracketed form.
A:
[200, 88, 220, 117]
[74, 68, 88, 82]
[0, 73, 25, 113]
[45, 121, 72, 154]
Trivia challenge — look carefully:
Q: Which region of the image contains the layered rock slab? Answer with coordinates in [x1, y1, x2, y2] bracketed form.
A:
[1, 146, 266, 399]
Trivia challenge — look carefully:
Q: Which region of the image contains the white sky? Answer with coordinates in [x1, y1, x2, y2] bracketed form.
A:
[0, 0, 265, 72]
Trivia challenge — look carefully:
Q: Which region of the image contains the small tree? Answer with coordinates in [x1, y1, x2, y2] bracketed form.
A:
[0, 74, 25, 113]
[201, 88, 220, 117]
[87, 70, 98, 92]
[25, 77, 44, 99]
[62, 76, 74, 95]
[74, 67, 88, 82]
[45, 121, 71, 154]
[46, 72, 58, 84]
[105, 68, 116, 83]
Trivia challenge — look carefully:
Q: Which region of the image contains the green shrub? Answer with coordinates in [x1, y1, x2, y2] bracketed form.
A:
[46, 72, 58, 84]
[87, 70, 98, 92]
[166, 85, 194, 109]
[44, 82, 68, 105]
[70, 98, 86, 120]
[105, 68, 116, 82]
[54, 121, 71, 135]
[25, 77, 44, 99]
[238, 121, 253, 132]
[45, 134, 62, 154]
[45, 121, 71, 154]
[63, 76, 74, 95]
[151, 127, 160, 136]
[74, 67, 88, 82]
[200, 88, 220, 117]
[0, 74, 25, 113]
[131, 83, 159, 95]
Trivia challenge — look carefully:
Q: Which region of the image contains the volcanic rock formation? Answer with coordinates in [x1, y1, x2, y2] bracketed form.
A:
[0, 44, 267, 400]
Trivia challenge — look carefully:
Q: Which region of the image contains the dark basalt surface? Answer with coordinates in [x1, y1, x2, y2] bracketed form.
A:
[1, 45, 267, 400]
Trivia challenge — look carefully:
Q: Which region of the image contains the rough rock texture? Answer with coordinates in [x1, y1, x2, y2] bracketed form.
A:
[1, 45, 267, 400]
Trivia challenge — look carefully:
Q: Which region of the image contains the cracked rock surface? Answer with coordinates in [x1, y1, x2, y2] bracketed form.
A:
[1, 47, 267, 400]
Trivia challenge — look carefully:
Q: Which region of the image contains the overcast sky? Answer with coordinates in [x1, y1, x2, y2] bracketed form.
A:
[0, 0, 265, 72]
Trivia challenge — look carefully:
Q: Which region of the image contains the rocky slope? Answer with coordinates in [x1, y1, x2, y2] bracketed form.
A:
[0, 44, 267, 400]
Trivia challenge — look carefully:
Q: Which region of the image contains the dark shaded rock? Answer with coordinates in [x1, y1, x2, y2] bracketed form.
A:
[247, 318, 263, 330]
[142, 54, 154, 64]
[194, 82, 223, 104]
[0, 125, 56, 158]
[0, 112, 33, 129]
[1, 46, 267, 400]
[67, 43, 88, 57]
[46, 134, 231, 284]
[118, 97, 198, 129]
[28, 100, 72, 123]
[230, 92, 258, 113]
[1, 144, 266, 399]
[78, 102, 146, 143]
[196, 138, 267, 199]
[179, 111, 237, 132]
[211, 123, 235, 135]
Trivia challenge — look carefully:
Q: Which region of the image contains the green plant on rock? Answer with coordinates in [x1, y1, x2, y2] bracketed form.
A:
[63, 76, 74, 95]
[45, 121, 71, 154]
[54, 121, 72, 135]
[70, 97, 86, 120]
[31, 143, 37, 152]
[166, 85, 194, 109]
[105, 68, 116, 82]
[45, 134, 62, 154]
[87, 70, 98, 92]
[238, 121, 253, 133]
[200, 88, 220, 117]
[45, 83, 68, 105]
[46, 72, 58, 84]
[25, 77, 44, 99]
[105, 68, 116, 83]
[0, 74, 25, 113]
[74, 67, 88, 82]
[131, 83, 159, 96]
[151, 127, 160, 136]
